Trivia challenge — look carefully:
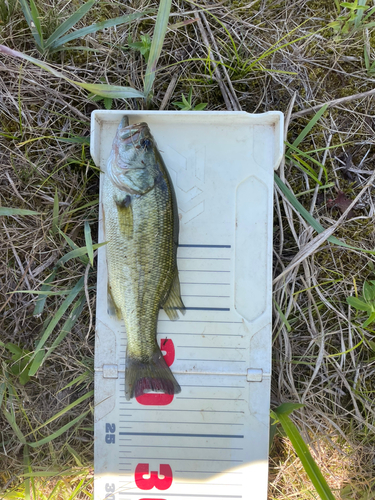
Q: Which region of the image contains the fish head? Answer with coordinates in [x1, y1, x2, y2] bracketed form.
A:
[107, 119, 160, 195]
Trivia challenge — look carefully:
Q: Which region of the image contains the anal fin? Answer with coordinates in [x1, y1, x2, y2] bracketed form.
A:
[162, 268, 185, 320]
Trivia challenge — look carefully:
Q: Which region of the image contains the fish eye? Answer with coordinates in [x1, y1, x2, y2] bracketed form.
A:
[141, 138, 152, 149]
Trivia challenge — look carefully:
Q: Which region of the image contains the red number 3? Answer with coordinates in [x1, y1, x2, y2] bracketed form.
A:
[135, 463, 173, 490]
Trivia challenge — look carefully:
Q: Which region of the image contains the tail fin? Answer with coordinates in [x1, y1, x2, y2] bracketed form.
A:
[125, 347, 181, 400]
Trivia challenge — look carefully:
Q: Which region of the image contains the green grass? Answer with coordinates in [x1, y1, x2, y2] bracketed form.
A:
[271, 404, 335, 500]
[1, 0, 375, 498]
[18, 0, 149, 55]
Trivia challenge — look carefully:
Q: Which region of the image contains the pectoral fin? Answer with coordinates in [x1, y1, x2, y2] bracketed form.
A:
[114, 194, 133, 238]
[162, 268, 185, 320]
[107, 283, 121, 319]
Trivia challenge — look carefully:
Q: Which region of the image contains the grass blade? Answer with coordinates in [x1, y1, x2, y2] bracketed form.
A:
[0, 44, 144, 98]
[58, 228, 89, 264]
[292, 104, 328, 148]
[84, 221, 94, 266]
[273, 300, 292, 332]
[274, 402, 304, 415]
[65, 201, 99, 215]
[75, 82, 144, 98]
[26, 349, 45, 379]
[68, 479, 85, 500]
[326, 334, 365, 357]
[57, 135, 90, 144]
[354, 0, 368, 28]
[0, 382, 6, 408]
[0, 45, 64, 77]
[58, 370, 92, 392]
[45, 0, 95, 49]
[0, 207, 39, 216]
[36, 294, 86, 368]
[287, 154, 323, 185]
[294, 183, 335, 198]
[33, 269, 56, 317]
[47, 480, 65, 500]
[18, 289, 75, 296]
[24, 390, 93, 436]
[58, 227, 80, 250]
[346, 296, 372, 312]
[144, 0, 172, 99]
[3, 408, 27, 444]
[18, 0, 43, 50]
[286, 142, 328, 182]
[274, 173, 375, 255]
[53, 11, 149, 48]
[52, 187, 59, 235]
[17, 134, 90, 146]
[362, 4, 375, 22]
[29, 0, 43, 49]
[22, 468, 90, 478]
[364, 44, 370, 71]
[359, 21, 375, 29]
[272, 406, 335, 500]
[56, 242, 106, 267]
[168, 17, 199, 30]
[27, 410, 90, 448]
[18, 0, 32, 26]
[247, 32, 314, 70]
[66, 443, 83, 467]
[275, 173, 337, 238]
[23, 445, 31, 500]
[27, 277, 85, 372]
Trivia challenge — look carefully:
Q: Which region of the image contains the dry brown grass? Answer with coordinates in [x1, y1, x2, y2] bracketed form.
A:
[269, 432, 375, 499]
[1, 0, 375, 498]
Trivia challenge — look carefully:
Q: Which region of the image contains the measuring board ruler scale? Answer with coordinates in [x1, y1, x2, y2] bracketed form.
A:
[91, 111, 283, 500]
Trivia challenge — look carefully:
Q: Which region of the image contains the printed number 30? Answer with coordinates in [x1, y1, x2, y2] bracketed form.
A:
[135, 463, 173, 491]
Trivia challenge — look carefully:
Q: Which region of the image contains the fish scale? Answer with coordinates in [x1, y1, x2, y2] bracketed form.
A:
[105, 189, 170, 347]
[102, 119, 183, 400]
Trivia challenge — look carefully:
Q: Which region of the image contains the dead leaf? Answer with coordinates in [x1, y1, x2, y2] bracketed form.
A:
[327, 191, 355, 219]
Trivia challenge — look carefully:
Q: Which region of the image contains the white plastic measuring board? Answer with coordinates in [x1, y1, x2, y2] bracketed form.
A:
[91, 110, 283, 500]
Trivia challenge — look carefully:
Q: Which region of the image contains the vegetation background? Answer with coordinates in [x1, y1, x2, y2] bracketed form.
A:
[1, 0, 375, 498]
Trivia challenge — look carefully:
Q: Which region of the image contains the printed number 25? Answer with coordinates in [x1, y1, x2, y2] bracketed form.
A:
[135, 463, 173, 490]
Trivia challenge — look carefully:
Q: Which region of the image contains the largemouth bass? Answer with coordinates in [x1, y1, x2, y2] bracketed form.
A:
[102, 116, 185, 400]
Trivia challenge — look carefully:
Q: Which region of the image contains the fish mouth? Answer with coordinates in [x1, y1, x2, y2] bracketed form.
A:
[118, 122, 151, 146]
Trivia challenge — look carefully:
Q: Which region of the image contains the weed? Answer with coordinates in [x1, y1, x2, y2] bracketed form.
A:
[128, 33, 152, 62]
[270, 404, 335, 500]
[347, 280, 375, 327]
[1, 0, 172, 103]
[3, 343, 35, 385]
[88, 93, 113, 110]
[330, 0, 375, 35]
[172, 88, 208, 111]
[18, 0, 148, 55]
